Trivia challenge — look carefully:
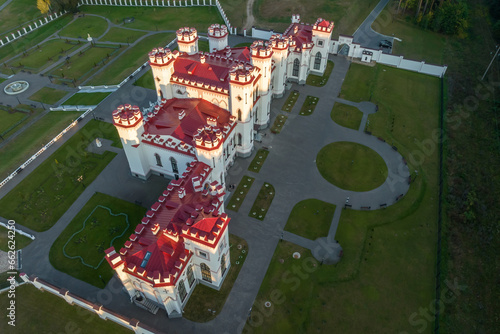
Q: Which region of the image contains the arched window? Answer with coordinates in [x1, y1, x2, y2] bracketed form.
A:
[170, 157, 178, 174]
[201, 263, 212, 282]
[221, 254, 227, 276]
[293, 59, 300, 77]
[155, 153, 162, 167]
[187, 265, 195, 287]
[237, 109, 242, 121]
[237, 133, 242, 146]
[314, 52, 322, 70]
[178, 279, 187, 302]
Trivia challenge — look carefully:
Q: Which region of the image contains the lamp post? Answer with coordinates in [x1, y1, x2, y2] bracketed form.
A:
[482, 45, 500, 81]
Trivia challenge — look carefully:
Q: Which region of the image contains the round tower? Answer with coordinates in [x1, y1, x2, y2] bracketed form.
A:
[250, 40, 273, 128]
[229, 63, 256, 157]
[149, 47, 178, 101]
[176, 27, 198, 55]
[311, 18, 334, 74]
[269, 34, 290, 98]
[112, 104, 149, 179]
[207, 24, 229, 52]
[193, 123, 225, 187]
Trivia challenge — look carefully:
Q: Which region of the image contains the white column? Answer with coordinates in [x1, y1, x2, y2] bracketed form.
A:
[28, 24, 32, 31]
[18, 30, 22, 36]
[11, 33, 16, 40]
[34, 22, 38, 28]
[23, 27, 27, 33]
[44, 17, 48, 23]
[5, 36, 9, 42]
[0, 40, 4, 46]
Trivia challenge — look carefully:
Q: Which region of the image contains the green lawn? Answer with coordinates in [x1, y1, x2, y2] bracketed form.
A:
[248, 148, 270, 173]
[227, 176, 255, 212]
[317, 141, 388, 191]
[58, 15, 109, 39]
[62, 92, 112, 106]
[331, 102, 364, 130]
[0, 15, 73, 67]
[233, 42, 252, 47]
[372, 3, 445, 65]
[0, 107, 29, 135]
[49, 192, 146, 288]
[80, 5, 223, 32]
[247, 63, 440, 333]
[0, 284, 131, 334]
[198, 40, 210, 52]
[183, 234, 248, 322]
[88, 33, 175, 85]
[254, 0, 379, 37]
[249, 182, 275, 221]
[28, 87, 69, 105]
[7, 39, 80, 73]
[270, 113, 288, 134]
[0, 0, 43, 35]
[306, 60, 334, 86]
[0, 110, 81, 180]
[284, 199, 336, 240]
[49, 44, 123, 83]
[0, 120, 121, 232]
[100, 27, 147, 44]
[219, 0, 247, 28]
[281, 90, 299, 112]
[133, 70, 155, 90]
[299, 95, 319, 116]
[0, 225, 33, 252]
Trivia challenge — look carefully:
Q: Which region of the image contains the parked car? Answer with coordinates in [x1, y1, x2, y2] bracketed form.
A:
[379, 40, 392, 48]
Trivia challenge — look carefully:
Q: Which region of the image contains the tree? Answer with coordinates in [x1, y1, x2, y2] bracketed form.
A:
[37, 0, 51, 14]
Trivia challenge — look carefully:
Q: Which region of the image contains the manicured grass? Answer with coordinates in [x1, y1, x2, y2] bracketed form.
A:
[58, 15, 109, 39]
[81, 5, 223, 32]
[88, 33, 175, 85]
[198, 40, 210, 52]
[0, 110, 81, 180]
[62, 92, 112, 106]
[254, 0, 379, 36]
[0, 284, 132, 334]
[248, 148, 269, 173]
[0, 0, 43, 34]
[49, 44, 123, 83]
[49, 192, 146, 288]
[284, 199, 336, 240]
[317, 141, 388, 191]
[372, 5, 445, 65]
[248, 182, 275, 221]
[270, 113, 287, 134]
[0, 77, 5, 83]
[0, 107, 29, 135]
[219, 0, 247, 29]
[281, 90, 299, 112]
[340, 62, 376, 102]
[0, 120, 121, 232]
[100, 27, 147, 44]
[233, 42, 252, 47]
[227, 176, 255, 212]
[299, 95, 319, 116]
[330, 102, 363, 130]
[6, 39, 80, 73]
[306, 60, 334, 86]
[0, 225, 33, 252]
[247, 63, 440, 333]
[0, 15, 73, 66]
[28, 87, 69, 105]
[133, 70, 155, 90]
[183, 234, 248, 322]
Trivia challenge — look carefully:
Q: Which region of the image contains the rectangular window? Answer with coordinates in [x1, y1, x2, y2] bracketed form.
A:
[198, 250, 208, 259]
[178, 280, 187, 302]
[187, 265, 195, 287]
[318, 40, 324, 46]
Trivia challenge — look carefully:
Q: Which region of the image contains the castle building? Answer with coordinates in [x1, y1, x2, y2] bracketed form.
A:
[108, 15, 333, 318]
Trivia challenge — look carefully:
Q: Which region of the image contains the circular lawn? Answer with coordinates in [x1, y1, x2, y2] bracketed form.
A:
[316, 142, 388, 191]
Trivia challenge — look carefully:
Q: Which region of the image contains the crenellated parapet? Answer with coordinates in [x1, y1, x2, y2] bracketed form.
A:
[250, 40, 273, 58]
[149, 47, 178, 66]
[229, 63, 256, 84]
[176, 27, 198, 43]
[208, 24, 228, 39]
[112, 104, 143, 128]
[312, 18, 334, 33]
[269, 34, 290, 50]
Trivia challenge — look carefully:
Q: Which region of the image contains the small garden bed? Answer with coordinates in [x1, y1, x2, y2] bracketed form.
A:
[29, 87, 68, 105]
[306, 60, 334, 87]
[330, 102, 364, 130]
[248, 149, 270, 173]
[249, 182, 275, 221]
[62, 92, 111, 106]
[227, 176, 255, 212]
[270, 114, 288, 134]
[281, 90, 299, 112]
[299, 96, 319, 116]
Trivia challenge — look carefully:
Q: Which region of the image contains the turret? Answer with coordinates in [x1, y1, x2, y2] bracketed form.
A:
[311, 18, 334, 74]
[269, 34, 290, 97]
[207, 24, 228, 52]
[193, 124, 226, 187]
[291, 14, 300, 24]
[176, 27, 198, 55]
[250, 40, 273, 128]
[149, 47, 178, 101]
[112, 104, 149, 179]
